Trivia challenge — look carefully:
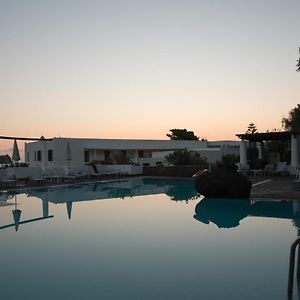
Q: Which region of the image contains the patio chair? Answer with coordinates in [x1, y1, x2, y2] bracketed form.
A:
[29, 170, 48, 186]
[236, 163, 249, 176]
[262, 164, 275, 176]
[274, 162, 288, 175]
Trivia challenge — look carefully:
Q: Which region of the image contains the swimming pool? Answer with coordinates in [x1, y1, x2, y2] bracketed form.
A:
[0, 177, 298, 300]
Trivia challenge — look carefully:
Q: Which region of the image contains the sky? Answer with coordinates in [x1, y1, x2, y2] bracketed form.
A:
[0, 0, 299, 154]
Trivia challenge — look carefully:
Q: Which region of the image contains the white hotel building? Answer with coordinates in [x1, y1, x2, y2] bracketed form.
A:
[24, 137, 240, 174]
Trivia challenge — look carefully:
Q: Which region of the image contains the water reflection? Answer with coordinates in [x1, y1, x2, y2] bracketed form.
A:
[0, 191, 54, 231]
[12, 195, 21, 231]
[194, 198, 300, 232]
[0, 178, 198, 230]
[25, 177, 198, 204]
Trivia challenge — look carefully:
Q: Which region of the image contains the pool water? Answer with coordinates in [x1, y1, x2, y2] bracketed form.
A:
[0, 177, 298, 300]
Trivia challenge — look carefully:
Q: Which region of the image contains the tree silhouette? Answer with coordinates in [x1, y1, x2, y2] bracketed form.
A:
[167, 129, 199, 140]
[282, 105, 300, 131]
[165, 149, 207, 166]
[246, 123, 258, 134]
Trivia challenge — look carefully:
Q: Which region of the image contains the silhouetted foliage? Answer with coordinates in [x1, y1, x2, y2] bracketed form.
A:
[111, 151, 131, 164]
[165, 149, 207, 166]
[214, 154, 239, 170]
[282, 104, 300, 131]
[246, 122, 258, 134]
[87, 151, 130, 165]
[167, 129, 199, 140]
[245, 123, 258, 162]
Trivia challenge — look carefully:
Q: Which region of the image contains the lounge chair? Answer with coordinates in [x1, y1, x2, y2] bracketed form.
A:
[262, 164, 275, 176]
[236, 163, 249, 176]
[29, 171, 48, 186]
[274, 162, 288, 175]
[0, 178, 16, 189]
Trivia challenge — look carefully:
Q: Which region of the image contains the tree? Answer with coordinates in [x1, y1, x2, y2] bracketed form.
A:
[165, 149, 207, 166]
[167, 129, 199, 140]
[245, 123, 258, 163]
[246, 123, 258, 134]
[282, 105, 300, 131]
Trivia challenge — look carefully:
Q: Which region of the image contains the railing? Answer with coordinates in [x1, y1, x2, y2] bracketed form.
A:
[288, 237, 300, 299]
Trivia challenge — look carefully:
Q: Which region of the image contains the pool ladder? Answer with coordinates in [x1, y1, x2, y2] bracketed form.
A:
[288, 238, 300, 299]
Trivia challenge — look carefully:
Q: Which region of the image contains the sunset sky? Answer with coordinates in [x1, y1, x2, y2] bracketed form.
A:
[1, 0, 299, 154]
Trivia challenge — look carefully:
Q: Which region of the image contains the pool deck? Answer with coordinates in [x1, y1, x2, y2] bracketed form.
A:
[250, 176, 300, 200]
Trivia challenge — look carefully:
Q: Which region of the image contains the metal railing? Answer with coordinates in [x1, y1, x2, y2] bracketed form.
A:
[288, 237, 300, 299]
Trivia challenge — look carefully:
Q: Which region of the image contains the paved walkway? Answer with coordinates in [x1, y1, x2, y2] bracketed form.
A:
[250, 176, 300, 200]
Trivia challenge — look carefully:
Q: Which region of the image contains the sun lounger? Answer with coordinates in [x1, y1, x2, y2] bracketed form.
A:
[0, 179, 16, 189]
[274, 162, 288, 175]
[262, 164, 275, 176]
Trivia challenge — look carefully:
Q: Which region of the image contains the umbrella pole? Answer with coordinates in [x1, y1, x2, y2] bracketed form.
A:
[14, 164, 17, 188]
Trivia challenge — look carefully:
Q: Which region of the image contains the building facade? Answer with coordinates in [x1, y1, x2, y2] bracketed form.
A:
[25, 137, 240, 173]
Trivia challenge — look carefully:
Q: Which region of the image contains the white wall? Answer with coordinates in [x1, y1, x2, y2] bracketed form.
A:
[25, 137, 240, 173]
[25, 140, 55, 170]
[194, 149, 223, 163]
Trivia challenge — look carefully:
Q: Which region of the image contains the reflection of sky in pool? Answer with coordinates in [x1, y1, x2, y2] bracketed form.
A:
[0, 177, 299, 300]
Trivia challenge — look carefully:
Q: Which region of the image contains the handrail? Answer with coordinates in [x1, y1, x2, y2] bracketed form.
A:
[0, 135, 52, 141]
[288, 237, 300, 299]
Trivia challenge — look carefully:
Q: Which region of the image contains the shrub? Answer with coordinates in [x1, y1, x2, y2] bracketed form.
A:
[214, 154, 239, 170]
[165, 149, 208, 167]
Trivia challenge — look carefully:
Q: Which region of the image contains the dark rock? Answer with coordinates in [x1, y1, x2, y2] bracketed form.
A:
[194, 168, 252, 198]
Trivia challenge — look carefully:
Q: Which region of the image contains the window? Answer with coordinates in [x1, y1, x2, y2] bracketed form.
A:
[138, 150, 144, 158]
[48, 149, 53, 161]
[84, 150, 90, 163]
[104, 151, 111, 161]
[26, 152, 30, 162]
[37, 150, 42, 161]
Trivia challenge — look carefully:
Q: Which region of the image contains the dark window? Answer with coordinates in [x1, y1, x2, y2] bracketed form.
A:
[84, 150, 90, 163]
[121, 151, 126, 158]
[48, 149, 53, 161]
[156, 162, 163, 165]
[143, 163, 150, 166]
[37, 150, 42, 161]
[104, 151, 111, 161]
[26, 152, 30, 162]
[138, 150, 144, 158]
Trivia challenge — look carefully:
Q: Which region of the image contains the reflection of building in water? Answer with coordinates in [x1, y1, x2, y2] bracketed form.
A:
[0, 194, 53, 231]
[194, 198, 300, 233]
[25, 177, 198, 205]
[0, 178, 198, 224]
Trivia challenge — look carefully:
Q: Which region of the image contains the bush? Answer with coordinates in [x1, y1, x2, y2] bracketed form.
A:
[165, 149, 208, 167]
[214, 154, 239, 170]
